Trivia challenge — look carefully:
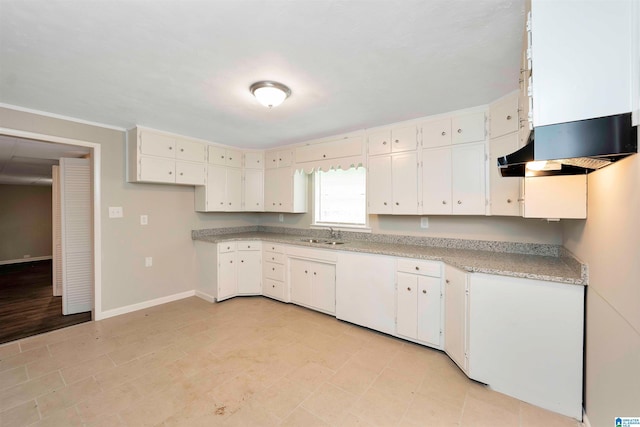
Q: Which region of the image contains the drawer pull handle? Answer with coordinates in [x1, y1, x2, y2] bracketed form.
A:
[441, 131, 446, 136]
[415, 266, 419, 271]
[313, 272, 317, 275]
[407, 287, 412, 291]
[457, 200, 462, 204]
[446, 279, 450, 284]
[442, 200, 447, 205]
[506, 115, 512, 120]
[422, 290, 427, 294]
[169, 146, 173, 150]
[382, 141, 387, 145]
[457, 128, 462, 133]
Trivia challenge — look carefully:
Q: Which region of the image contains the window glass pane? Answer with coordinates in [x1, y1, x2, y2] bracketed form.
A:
[315, 167, 366, 225]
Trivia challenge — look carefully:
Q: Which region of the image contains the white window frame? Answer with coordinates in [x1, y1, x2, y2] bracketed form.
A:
[311, 167, 370, 232]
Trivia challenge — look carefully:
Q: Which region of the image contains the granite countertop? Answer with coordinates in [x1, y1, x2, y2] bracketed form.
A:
[193, 231, 586, 286]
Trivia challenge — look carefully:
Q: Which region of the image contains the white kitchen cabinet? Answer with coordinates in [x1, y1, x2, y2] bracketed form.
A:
[218, 248, 237, 302]
[127, 127, 206, 185]
[452, 112, 486, 145]
[421, 118, 452, 148]
[395, 259, 443, 349]
[335, 252, 396, 335]
[236, 242, 262, 295]
[208, 146, 242, 168]
[289, 257, 336, 315]
[468, 274, 584, 419]
[244, 151, 264, 169]
[531, 0, 634, 127]
[295, 136, 364, 163]
[422, 142, 486, 215]
[489, 133, 521, 216]
[265, 149, 293, 169]
[194, 165, 242, 212]
[264, 167, 308, 213]
[444, 264, 468, 373]
[367, 152, 419, 214]
[522, 175, 587, 219]
[490, 91, 519, 139]
[243, 168, 264, 211]
[368, 125, 418, 155]
[263, 244, 286, 301]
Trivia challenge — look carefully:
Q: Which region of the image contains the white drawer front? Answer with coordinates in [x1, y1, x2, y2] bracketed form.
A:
[264, 244, 284, 254]
[397, 259, 441, 277]
[264, 262, 285, 281]
[264, 252, 285, 264]
[218, 242, 237, 253]
[237, 241, 261, 251]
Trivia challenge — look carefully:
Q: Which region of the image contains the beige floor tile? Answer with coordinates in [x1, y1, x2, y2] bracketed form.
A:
[0, 347, 50, 374]
[29, 407, 83, 427]
[0, 399, 39, 426]
[36, 377, 101, 419]
[18, 329, 71, 353]
[329, 359, 380, 396]
[302, 382, 358, 425]
[402, 392, 463, 426]
[118, 386, 187, 426]
[255, 377, 314, 419]
[520, 402, 581, 427]
[351, 387, 410, 427]
[0, 366, 28, 391]
[369, 367, 422, 401]
[417, 367, 471, 408]
[223, 400, 281, 427]
[286, 362, 335, 392]
[335, 412, 375, 426]
[350, 347, 394, 374]
[0, 371, 64, 412]
[60, 355, 114, 385]
[75, 381, 142, 422]
[81, 413, 126, 427]
[93, 358, 146, 391]
[205, 372, 265, 417]
[281, 407, 330, 427]
[460, 391, 520, 427]
[0, 343, 20, 360]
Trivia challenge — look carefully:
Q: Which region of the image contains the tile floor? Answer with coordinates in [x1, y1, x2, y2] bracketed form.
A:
[0, 296, 582, 427]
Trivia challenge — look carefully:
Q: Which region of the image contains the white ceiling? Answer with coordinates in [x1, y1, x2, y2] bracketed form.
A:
[0, 0, 524, 150]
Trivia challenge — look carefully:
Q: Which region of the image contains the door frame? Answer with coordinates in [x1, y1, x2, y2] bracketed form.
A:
[0, 127, 103, 320]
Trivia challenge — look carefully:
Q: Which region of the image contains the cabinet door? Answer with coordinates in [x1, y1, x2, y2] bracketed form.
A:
[176, 161, 205, 185]
[311, 262, 336, 314]
[226, 168, 242, 211]
[206, 165, 227, 211]
[489, 134, 521, 216]
[422, 118, 452, 148]
[444, 265, 467, 372]
[265, 150, 279, 169]
[176, 139, 206, 162]
[208, 146, 227, 166]
[277, 167, 293, 212]
[237, 250, 261, 294]
[452, 143, 486, 215]
[368, 130, 392, 156]
[139, 130, 176, 158]
[490, 93, 519, 139]
[264, 168, 279, 211]
[218, 251, 237, 301]
[452, 112, 486, 144]
[243, 169, 264, 211]
[422, 147, 452, 214]
[367, 155, 393, 214]
[396, 272, 418, 339]
[139, 157, 176, 183]
[290, 258, 312, 306]
[225, 149, 242, 168]
[391, 125, 417, 153]
[244, 151, 264, 169]
[263, 278, 284, 301]
[523, 175, 587, 219]
[392, 152, 418, 214]
[417, 276, 442, 346]
[278, 150, 293, 167]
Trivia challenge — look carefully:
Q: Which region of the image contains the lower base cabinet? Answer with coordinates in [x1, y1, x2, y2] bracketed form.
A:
[289, 257, 336, 314]
[443, 264, 469, 372]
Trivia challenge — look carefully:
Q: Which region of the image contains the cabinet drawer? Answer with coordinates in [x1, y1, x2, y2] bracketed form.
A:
[263, 279, 285, 300]
[264, 262, 285, 281]
[218, 242, 237, 253]
[264, 244, 284, 254]
[397, 259, 441, 277]
[237, 241, 261, 251]
[264, 252, 285, 264]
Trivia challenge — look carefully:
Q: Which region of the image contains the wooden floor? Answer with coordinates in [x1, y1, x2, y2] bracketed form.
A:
[0, 260, 91, 344]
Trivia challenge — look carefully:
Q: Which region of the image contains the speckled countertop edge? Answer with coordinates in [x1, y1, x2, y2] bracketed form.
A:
[192, 229, 587, 286]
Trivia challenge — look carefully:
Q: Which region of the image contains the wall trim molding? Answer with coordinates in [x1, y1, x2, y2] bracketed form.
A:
[0, 256, 53, 266]
[195, 291, 216, 303]
[0, 103, 126, 131]
[99, 290, 196, 320]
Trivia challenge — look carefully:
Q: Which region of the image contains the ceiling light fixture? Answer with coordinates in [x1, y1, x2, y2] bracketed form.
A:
[250, 81, 291, 108]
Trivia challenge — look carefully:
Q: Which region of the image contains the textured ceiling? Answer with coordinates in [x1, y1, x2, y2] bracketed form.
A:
[0, 0, 524, 149]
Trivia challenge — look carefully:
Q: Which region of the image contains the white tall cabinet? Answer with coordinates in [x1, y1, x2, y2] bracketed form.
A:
[443, 264, 468, 373]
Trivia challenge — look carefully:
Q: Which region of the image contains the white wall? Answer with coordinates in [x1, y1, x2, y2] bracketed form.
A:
[0, 107, 261, 312]
[563, 155, 640, 427]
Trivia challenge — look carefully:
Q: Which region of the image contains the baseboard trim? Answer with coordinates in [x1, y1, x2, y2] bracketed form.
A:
[98, 290, 196, 320]
[195, 291, 216, 303]
[582, 409, 591, 427]
[0, 256, 53, 266]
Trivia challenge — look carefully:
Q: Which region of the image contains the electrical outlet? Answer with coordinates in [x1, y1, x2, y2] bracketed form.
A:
[108, 206, 123, 218]
[278, 214, 284, 222]
[140, 215, 148, 225]
[145, 257, 153, 267]
[420, 217, 429, 229]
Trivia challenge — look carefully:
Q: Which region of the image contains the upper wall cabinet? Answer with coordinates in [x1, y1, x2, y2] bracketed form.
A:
[531, 0, 634, 126]
[265, 149, 293, 169]
[489, 92, 519, 139]
[208, 146, 242, 168]
[368, 125, 418, 155]
[422, 112, 486, 148]
[295, 136, 363, 164]
[127, 127, 206, 185]
[244, 151, 264, 169]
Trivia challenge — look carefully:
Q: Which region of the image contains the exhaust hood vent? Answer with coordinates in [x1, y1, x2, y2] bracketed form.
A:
[498, 113, 637, 177]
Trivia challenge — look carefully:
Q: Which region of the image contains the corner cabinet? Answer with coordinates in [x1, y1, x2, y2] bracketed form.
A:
[126, 127, 206, 185]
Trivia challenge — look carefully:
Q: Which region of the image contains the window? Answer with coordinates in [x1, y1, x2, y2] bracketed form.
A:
[314, 167, 367, 227]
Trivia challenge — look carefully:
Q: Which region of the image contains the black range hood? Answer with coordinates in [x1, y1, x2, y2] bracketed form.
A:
[498, 113, 637, 177]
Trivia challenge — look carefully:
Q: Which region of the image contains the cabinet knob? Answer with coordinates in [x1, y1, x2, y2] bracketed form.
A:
[230, 260, 233, 263]
[313, 272, 317, 275]
[446, 279, 450, 284]
[180, 172, 183, 176]
[272, 284, 275, 288]
[394, 139, 400, 143]
[442, 200, 447, 205]
[257, 160, 260, 163]
[507, 199, 512, 203]
[169, 146, 173, 150]
[457, 200, 462, 204]
[415, 266, 419, 271]
[279, 158, 282, 161]
[228, 202, 231, 205]
[407, 287, 411, 291]
[441, 131, 446, 136]
[241, 260, 244, 263]
[422, 290, 427, 294]
[229, 157, 233, 161]
[227, 246, 230, 250]
[220, 202, 224, 205]
[322, 154, 326, 158]
[457, 129, 462, 133]
[305, 270, 308, 274]
[506, 115, 512, 120]
[221, 155, 225, 159]
[395, 202, 399, 206]
[168, 171, 172, 175]
[383, 202, 387, 206]
[272, 267, 275, 271]
[180, 148, 184, 152]
[382, 141, 387, 145]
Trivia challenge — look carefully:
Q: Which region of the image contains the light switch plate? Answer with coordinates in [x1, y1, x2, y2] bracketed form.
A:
[140, 215, 148, 225]
[145, 257, 153, 267]
[108, 206, 123, 218]
[278, 214, 284, 222]
[420, 217, 429, 229]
